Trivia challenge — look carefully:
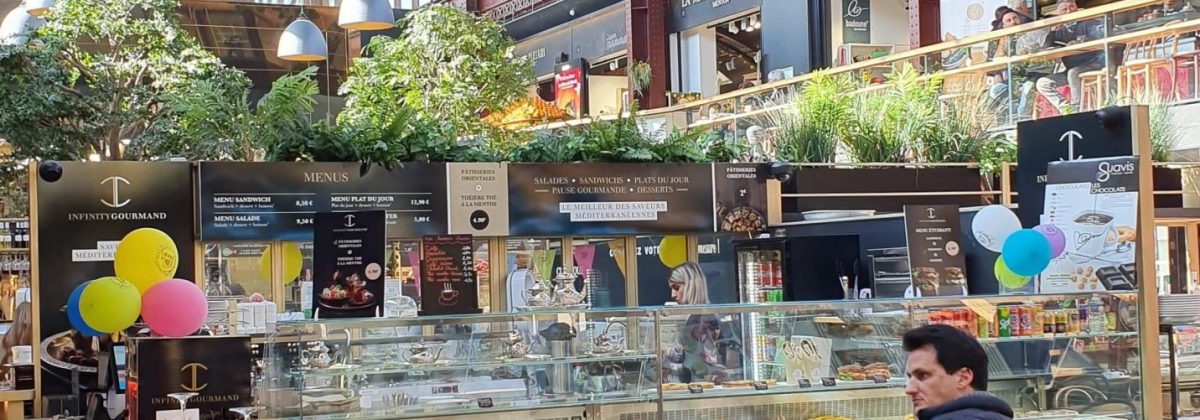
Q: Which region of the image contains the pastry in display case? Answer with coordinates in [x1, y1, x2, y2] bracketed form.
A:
[258, 293, 1147, 419]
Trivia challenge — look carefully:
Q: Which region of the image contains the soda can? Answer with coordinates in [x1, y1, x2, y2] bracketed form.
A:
[1008, 307, 1021, 337]
[997, 307, 1011, 337]
[1019, 306, 1033, 337]
[977, 315, 990, 338]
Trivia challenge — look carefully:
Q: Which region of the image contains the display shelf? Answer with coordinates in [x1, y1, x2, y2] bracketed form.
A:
[651, 378, 908, 402]
[0, 249, 27, 253]
[290, 352, 657, 378]
[278, 394, 654, 420]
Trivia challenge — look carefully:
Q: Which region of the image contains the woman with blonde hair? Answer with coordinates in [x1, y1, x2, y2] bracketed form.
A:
[668, 262, 710, 305]
[0, 302, 31, 380]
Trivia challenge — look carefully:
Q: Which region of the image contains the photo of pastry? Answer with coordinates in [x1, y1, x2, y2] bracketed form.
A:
[319, 270, 377, 310]
[943, 267, 965, 285]
[913, 267, 939, 294]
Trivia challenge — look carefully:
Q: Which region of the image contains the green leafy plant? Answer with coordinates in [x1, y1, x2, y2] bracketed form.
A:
[628, 60, 652, 98]
[764, 73, 854, 163]
[842, 65, 941, 163]
[0, 0, 244, 161]
[1111, 87, 1181, 162]
[133, 67, 320, 161]
[339, 5, 534, 138]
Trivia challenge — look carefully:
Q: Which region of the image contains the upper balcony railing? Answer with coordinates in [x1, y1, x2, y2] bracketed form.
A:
[530, 0, 1200, 137]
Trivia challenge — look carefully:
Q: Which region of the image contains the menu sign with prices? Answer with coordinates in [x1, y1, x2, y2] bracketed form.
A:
[903, 205, 968, 296]
[198, 162, 447, 241]
[313, 211, 386, 319]
[714, 163, 768, 233]
[420, 235, 480, 315]
[447, 163, 510, 236]
[1041, 156, 1139, 293]
[507, 163, 716, 235]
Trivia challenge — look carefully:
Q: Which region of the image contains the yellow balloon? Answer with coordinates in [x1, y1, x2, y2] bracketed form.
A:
[79, 277, 142, 334]
[114, 228, 178, 293]
[658, 235, 687, 269]
[260, 243, 304, 284]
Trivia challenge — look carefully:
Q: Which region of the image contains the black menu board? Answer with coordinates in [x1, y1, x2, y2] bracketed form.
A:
[313, 211, 386, 318]
[507, 163, 716, 235]
[903, 205, 968, 296]
[198, 162, 447, 241]
[420, 235, 480, 315]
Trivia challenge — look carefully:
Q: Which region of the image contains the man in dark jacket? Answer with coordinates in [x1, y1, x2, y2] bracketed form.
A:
[904, 325, 1014, 420]
[1035, 0, 1106, 113]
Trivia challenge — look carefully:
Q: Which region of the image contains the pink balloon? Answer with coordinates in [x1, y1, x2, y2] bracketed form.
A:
[1034, 224, 1067, 259]
[141, 279, 208, 337]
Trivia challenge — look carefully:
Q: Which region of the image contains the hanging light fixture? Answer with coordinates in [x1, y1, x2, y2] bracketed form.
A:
[338, 0, 394, 30]
[24, 0, 52, 17]
[0, 5, 43, 46]
[727, 21, 738, 34]
[278, 9, 327, 62]
[752, 15, 761, 29]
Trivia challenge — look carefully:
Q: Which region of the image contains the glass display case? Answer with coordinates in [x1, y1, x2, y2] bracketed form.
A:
[259, 292, 1145, 419]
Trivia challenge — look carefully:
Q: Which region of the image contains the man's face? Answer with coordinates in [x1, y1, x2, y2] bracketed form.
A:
[1058, 1, 1078, 14]
[1002, 12, 1022, 28]
[905, 345, 973, 412]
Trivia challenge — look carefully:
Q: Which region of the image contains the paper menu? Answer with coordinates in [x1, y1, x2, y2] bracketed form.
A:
[781, 336, 833, 383]
[1041, 157, 1139, 293]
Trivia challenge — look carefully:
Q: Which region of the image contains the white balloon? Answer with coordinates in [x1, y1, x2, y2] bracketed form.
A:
[971, 205, 1021, 252]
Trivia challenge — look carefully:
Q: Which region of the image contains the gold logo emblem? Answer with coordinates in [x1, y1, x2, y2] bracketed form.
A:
[181, 363, 209, 391]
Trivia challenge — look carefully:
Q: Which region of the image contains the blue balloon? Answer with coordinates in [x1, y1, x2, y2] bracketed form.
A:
[1001, 229, 1053, 276]
[67, 282, 103, 337]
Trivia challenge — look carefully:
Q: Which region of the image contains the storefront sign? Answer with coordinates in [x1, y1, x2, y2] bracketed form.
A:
[555, 68, 584, 117]
[126, 336, 251, 420]
[34, 162, 195, 394]
[669, 0, 761, 33]
[1015, 109, 1134, 227]
[714, 163, 768, 233]
[448, 163, 510, 236]
[904, 205, 968, 296]
[420, 235, 480, 315]
[1040, 156, 1139, 293]
[198, 162, 447, 240]
[515, 8, 626, 78]
[507, 164, 716, 235]
[313, 211, 386, 318]
[842, 0, 871, 44]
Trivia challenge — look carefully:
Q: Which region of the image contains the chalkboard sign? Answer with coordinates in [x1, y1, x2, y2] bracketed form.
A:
[420, 235, 480, 315]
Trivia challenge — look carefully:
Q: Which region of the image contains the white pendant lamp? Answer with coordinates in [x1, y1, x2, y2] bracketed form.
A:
[24, 0, 52, 17]
[277, 10, 327, 62]
[1, 5, 43, 46]
[338, 0, 394, 30]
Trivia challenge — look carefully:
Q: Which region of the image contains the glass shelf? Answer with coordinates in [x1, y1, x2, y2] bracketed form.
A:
[291, 353, 658, 378]
[282, 394, 654, 420]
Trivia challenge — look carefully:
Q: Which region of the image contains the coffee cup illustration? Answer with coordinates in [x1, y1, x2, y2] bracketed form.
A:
[438, 283, 459, 306]
[1071, 211, 1119, 261]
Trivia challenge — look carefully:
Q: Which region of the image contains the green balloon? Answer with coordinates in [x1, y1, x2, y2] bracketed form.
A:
[995, 257, 1031, 289]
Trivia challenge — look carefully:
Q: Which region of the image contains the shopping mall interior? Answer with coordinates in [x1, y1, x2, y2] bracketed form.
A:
[3, 0, 1200, 419]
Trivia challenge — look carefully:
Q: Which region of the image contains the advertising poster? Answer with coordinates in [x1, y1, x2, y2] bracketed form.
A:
[447, 163, 510, 236]
[842, 0, 871, 44]
[903, 205, 968, 296]
[939, 0, 1006, 42]
[555, 68, 583, 117]
[420, 235, 480, 315]
[781, 336, 833, 383]
[1015, 109, 1134, 227]
[127, 336, 250, 420]
[198, 162, 447, 241]
[34, 162, 195, 395]
[313, 211, 386, 318]
[1040, 156, 1139, 293]
[507, 163, 717, 235]
[714, 163, 768, 233]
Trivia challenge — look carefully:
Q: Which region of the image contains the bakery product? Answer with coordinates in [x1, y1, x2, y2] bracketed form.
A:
[836, 364, 867, 381]
[720, 380, 753, 388]
[864, 362, 891, 380]
[662, 383, 689, 391]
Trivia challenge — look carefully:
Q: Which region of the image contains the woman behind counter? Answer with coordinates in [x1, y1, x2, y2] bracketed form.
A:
[653, 262, 742, 384]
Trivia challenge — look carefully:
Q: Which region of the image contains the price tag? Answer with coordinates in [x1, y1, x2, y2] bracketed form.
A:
[872, 375, 888, 384]
[821, 377, 837, 387]
[752, 381, 769, 390]
[476, 398, 494, 408]
[688, 384, 705, 394]
[797, 379, 812, 388]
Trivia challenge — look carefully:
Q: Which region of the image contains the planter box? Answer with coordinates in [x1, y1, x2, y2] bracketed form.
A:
[780, 166, 995, 220]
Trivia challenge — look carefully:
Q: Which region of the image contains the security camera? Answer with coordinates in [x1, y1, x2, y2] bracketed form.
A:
[768, 162, 793, 183]
[38, 160, 62, 183]
[1095, 106, 1129, 132]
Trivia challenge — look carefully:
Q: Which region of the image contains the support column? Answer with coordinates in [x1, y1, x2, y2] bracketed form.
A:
[627, 0, 668, 110]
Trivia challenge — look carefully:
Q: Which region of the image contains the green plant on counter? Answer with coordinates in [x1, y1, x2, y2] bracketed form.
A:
[842, 64, 941, 163]
[1109, 87, 1181, 162]
[765, 73, 853, 163]
[339, 5, 534, 138]
[0, 0, 243, 161]
[137, 67, 320, 161]
[923, 78, 1005, 166]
